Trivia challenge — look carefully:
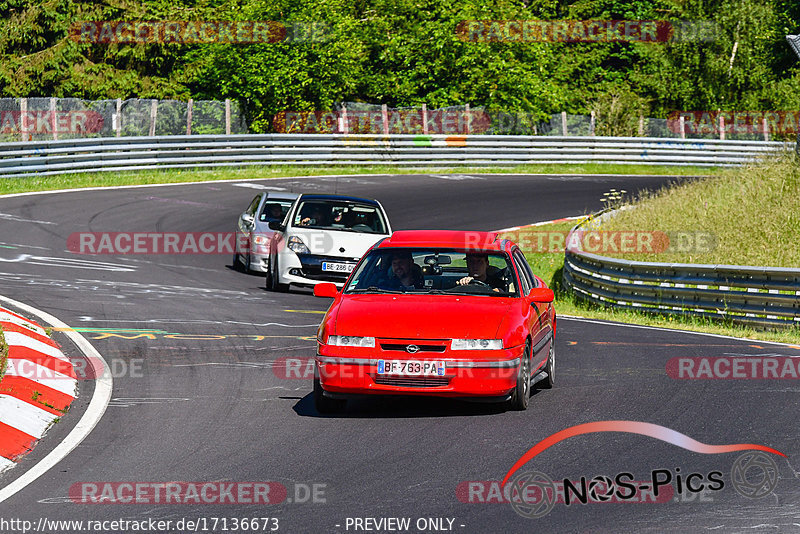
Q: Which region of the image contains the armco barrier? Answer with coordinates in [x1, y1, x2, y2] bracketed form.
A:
[562, 215, 800, 329]
[0, 134, 793, 178]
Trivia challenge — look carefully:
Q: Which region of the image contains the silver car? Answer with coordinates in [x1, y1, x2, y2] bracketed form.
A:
[233, 191, 299, 273]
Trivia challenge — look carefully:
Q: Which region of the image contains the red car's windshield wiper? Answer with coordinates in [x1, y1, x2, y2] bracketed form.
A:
[348, 286, 404, 294]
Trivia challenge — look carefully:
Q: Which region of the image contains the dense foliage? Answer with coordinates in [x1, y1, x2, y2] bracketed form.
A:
[1, 0, 799, 131]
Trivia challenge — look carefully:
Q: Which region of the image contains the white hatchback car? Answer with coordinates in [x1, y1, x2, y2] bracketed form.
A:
[266, 194, 392, 291]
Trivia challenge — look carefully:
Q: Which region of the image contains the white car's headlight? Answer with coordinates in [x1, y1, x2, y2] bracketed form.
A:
[451, 339, 503, 350]
[253, 234, 269, 245]
[327, 335, 375, 348]
[287, 236, 310, 254]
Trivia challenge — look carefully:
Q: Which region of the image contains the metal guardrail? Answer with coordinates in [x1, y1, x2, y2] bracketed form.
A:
[0, 134, 793, 178]
[562, 215, 800, 329]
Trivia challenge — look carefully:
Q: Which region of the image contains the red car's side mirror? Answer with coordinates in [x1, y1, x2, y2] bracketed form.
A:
[528, 287, 554, 303]
[313, 282, 339, 298]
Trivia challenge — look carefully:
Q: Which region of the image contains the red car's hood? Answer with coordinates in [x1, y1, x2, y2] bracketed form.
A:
[332, 294, 512, 339]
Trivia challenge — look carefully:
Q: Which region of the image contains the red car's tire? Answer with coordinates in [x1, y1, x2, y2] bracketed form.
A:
[508, 341, 531, 411]
[538, 341, 555, 390]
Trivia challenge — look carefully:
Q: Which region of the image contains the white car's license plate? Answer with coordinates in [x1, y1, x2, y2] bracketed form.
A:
[377, 360, 446, 376]
[322, 262, 355, 273]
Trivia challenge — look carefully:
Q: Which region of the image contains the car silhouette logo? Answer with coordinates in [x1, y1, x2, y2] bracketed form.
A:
[406, 344, 420, 354]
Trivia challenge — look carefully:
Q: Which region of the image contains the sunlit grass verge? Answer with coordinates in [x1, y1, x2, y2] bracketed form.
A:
[593, 155, 800, 267]
[502, 220, 800, 345]
[0, 163, 723, 196]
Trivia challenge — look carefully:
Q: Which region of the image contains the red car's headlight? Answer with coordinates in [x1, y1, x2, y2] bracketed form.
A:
[451, 339, 503, 350]
[327, 335, 375, 348]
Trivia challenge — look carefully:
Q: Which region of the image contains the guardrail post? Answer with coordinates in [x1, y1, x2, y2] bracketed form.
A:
[561, 111, 568, 135]
[115, 98, 122, 137]
[381, 104, 389, 135]
[719, 115, 725, 140]
[149, 100, 157, 136]
[763, 117, 769, 142]
[186, 99, 193, 135]
[225, 99, 231, 135]
[465, 104, 471, 135]
[638, 115, 644, 136]
[50, 97, 58, 141]
[422, 104, 428, 135]
[19, 98, 28, 142]
[679, 116, 686, 139]
[590, 110, 596, 136]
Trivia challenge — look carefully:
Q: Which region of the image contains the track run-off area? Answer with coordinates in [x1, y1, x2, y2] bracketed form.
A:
[0, 172, 798, 533]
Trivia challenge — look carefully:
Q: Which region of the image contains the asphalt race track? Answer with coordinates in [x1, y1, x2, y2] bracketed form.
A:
[0, 172, 798, 533]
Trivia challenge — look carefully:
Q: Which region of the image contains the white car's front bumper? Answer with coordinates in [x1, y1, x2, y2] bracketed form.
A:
[276, 249, 359, 288]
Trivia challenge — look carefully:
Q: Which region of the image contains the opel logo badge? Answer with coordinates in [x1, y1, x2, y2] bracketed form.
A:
[406, 344, 420, 354]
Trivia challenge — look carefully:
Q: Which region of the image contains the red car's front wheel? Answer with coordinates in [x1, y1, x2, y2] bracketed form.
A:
[508, 341, 532, 411]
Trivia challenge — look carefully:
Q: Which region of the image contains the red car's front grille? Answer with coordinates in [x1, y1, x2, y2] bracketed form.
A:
[373, 376, 451, 388]
[379, 344, 446, 353]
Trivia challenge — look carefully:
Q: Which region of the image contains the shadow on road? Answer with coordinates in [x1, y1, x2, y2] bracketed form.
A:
[292, 390, 549, 419]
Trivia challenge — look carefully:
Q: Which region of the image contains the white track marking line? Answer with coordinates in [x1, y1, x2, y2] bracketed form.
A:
[495, 216, 585, 233]
[0, 213, 57, 225]
[0, 396, 59, 439]
[230, 183, 288, 190]
[5, 359, 78, 397]
[3, 332, 69, 362]
[0, 295, 112, 504]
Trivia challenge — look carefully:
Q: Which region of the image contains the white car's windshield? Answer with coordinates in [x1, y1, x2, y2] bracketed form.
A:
[293, 200, 387, 234]
[345, 248, 518, 296]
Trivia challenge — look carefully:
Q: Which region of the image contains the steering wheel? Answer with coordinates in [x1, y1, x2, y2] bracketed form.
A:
[468, 279, 491, 288]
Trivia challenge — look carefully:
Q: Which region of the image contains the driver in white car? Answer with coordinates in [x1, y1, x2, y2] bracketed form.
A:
[457, 252, 505, 291]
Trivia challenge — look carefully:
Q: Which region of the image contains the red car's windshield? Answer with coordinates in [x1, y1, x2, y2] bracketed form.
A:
[345, 248, 518, 296]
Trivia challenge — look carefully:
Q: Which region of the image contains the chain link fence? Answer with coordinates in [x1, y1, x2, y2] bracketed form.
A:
[0, 98, 786, 141]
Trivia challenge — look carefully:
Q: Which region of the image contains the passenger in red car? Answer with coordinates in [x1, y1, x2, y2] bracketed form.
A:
[457, 253, 505, 291]
[383, 251, 424, 290]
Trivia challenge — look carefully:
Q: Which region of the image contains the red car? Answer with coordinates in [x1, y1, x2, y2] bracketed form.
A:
[312, 230, 556, 413]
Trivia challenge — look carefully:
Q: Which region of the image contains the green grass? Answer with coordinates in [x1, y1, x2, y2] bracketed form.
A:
[591, 155, 800, 267]
[501, 220, 800, 345]
[0, 162, 724, 196]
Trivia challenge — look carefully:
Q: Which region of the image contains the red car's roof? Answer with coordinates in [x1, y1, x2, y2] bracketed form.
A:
[377, 230, 507, 251]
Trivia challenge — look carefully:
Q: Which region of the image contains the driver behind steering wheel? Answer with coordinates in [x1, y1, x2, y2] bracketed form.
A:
[457, 252, 506, 292]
